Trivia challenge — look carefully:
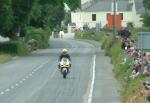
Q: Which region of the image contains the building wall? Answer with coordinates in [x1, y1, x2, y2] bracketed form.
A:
[73, 0, 143, 29]
[71, 11, 133, 29]
[121, 11, 133, 26]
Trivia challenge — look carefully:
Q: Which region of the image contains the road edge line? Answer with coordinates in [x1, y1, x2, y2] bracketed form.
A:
[88, 55, 96, 103]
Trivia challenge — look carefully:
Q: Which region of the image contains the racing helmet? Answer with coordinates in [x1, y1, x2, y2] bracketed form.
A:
[62, 48, 68, 54]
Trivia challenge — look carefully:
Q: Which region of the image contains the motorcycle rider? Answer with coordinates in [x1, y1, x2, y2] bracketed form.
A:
[58, 48, 71, 70]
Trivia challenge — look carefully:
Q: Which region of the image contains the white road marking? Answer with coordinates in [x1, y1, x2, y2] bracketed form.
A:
[29, 74, 32, 76]
[0, 59, 51, 96]
[5, 89, 10, 92]
[50, 69, 57, 78]
[26, 76, 29, 79]
[19, 81, 23, 83]
[11, 86, 14, 89]
[0, 92, 4, 95]
[23, 78, 26, 81]
[88, 55, 96, 103]
[15, 83, 19, 86]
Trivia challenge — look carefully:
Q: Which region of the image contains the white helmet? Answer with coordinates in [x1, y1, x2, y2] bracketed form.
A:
[62, 48, 68, 54]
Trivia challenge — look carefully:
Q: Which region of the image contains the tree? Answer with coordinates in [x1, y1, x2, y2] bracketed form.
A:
[30, 0, 65, 29]
[141, 11, 150, 27]
[64, 11, 71, 25]
[0, 0, 66, 37]
[141, 0, 150, 27]
[0, 0, 13, 36]
[143, 0, 150, 10]
[11, 0, 36, 37]
[64, 0, 81, 11]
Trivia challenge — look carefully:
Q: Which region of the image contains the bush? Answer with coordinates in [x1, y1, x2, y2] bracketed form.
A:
[0, 40, 29, 55]
[75, 29, 147, 103]
[131, 27, 150, 40]
[25, 27, 51, 49]
[75, 29, 96, 39]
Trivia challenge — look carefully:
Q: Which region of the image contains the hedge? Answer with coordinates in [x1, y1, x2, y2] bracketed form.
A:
[0, 40, 29, 55]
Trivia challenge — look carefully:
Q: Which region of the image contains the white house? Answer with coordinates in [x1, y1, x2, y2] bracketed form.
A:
[71, 0, 145, 29]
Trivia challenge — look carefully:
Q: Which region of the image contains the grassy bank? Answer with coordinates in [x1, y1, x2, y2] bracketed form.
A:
[75, 28, 150, 103]
[0, 53, 12, 64]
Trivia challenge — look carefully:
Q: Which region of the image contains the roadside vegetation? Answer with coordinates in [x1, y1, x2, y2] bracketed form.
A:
[0, 0, 80, 63]
[74, 2, 150, 102]
[75, 27, 150, 103]
[0, 53, 12, 64]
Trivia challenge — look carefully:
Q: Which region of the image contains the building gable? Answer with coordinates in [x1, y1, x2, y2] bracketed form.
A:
[82, 0, 132, 12]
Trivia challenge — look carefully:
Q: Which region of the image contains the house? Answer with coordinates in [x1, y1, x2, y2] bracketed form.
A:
[71, 0, 145, 30]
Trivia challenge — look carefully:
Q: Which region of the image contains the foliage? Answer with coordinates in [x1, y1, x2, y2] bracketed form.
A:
[25, 27, 51, 49]
[75, 29, 96, 39]
[64, 0, 80, 11]
[141, 11, 150, 27]
[75, 28, 148, 103]
[143, 0, 150, 10]
[30, 0, 65, 29]
[0, 0, 13, 36]
[64, 12, 71, 25]
[0, 40, 29, 55]
[0, 0, 66, 38]
[141, 0, 150, 27]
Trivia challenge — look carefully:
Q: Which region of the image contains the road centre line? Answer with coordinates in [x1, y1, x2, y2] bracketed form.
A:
[19, 81, 23, 83]
[5, 89, 10, 92]
[15, 83, 19, 86]
[88, 55, 96, 103]
[0, 58, 50, 96]
[29, 74, 32, 76]
[23, 78, 26, 81]
[0, 92, 4, 95]
[11, 86, 14, 89]
[26, 76, 29, 79]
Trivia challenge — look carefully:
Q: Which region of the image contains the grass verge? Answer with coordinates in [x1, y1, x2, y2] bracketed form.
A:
[0, 53, 12, 64]
[75, 28, 150, 103]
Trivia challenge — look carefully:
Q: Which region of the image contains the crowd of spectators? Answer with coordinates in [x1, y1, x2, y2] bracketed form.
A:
[118, 27, 150, 89]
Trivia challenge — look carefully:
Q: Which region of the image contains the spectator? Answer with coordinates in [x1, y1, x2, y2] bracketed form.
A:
[130, 63, 142, 79]
[143, 66, 150, 77]
[120, 27, 131, 38]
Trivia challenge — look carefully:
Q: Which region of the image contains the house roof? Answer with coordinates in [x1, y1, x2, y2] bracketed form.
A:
[82, 1, 92, 10]
[83, 0, 132, 12]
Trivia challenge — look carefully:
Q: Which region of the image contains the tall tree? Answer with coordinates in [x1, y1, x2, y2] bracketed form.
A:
[30, 0, 65, 29]
[11, 0, 36, 36]
[143, 0, 150, 10]
[0, 0, 13, 36]
[141, 11, 150, 27]
[141, 0, 150, 27]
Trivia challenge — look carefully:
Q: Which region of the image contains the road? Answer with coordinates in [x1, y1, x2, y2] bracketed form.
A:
[0, 38, 121, 103]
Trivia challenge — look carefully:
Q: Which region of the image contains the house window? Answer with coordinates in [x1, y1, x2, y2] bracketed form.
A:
[92, 14, 96, 21]
[119, 13, 123, 20]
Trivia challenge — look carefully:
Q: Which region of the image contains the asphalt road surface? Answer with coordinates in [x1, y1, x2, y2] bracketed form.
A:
[0, 38, 121, 103]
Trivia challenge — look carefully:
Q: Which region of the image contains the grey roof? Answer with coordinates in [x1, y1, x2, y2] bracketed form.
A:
[135, 0, 145, 14]
[81, 1, 92, 10]
[83, 0, 132, 12]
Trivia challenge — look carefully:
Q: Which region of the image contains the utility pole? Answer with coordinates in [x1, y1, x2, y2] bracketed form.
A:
[113, 0, 117, 44]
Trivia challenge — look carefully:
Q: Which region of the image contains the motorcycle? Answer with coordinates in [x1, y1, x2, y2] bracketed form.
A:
[59, 58, 70, 79]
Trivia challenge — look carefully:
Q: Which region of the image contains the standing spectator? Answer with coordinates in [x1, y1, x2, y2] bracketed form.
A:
[59, 30, 64, 38]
